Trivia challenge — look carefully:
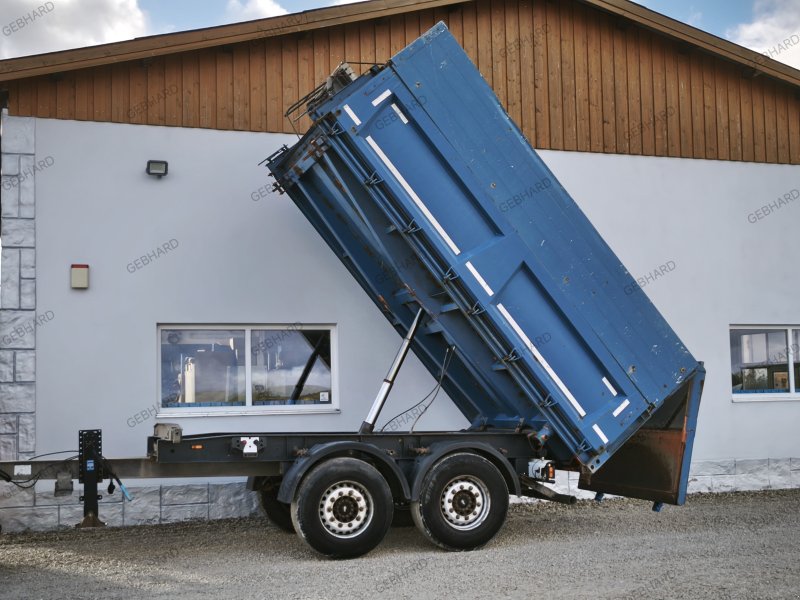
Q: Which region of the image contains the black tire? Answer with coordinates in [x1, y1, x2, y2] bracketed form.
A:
[411, 452, 509, 551]
[291, 457, 393, 559]
[259, 487, 295, 533]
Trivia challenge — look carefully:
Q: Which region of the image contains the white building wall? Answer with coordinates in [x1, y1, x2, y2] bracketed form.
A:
[1, 115, 799, 531]
[538, 149, 800, 464]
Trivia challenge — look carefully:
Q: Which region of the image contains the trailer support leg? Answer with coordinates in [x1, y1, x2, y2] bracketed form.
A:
[359, 308, 424, 434]
[77, 429, 106, 528]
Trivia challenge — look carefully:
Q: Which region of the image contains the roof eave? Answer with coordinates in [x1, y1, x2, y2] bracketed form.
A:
[0, 0, 798, 89]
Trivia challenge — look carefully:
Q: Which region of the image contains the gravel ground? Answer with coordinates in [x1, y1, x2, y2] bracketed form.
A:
[1, 489, 798, 600]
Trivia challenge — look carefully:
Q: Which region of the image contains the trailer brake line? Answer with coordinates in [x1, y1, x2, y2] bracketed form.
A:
[380, 346, 455, 433]
[0, 454, 79, 490]
[100, 456, 133, 502]
[410, 346, 455, 433]
[0, 451, 132, 503]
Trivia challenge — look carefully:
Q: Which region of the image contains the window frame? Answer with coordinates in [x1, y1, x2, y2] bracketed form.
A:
[730, 324, 800, 403]
[157, 323, 340, 417]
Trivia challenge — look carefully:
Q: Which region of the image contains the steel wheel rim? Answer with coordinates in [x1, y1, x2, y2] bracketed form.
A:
[440, 476, 491, 531]
[318, 480, 374, 538]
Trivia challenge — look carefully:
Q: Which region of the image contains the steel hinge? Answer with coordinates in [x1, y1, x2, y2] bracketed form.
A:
[403, 220, 421, 234]
[364, 171, 384, 186]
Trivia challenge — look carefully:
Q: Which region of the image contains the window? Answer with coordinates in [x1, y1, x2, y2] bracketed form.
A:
[159, 325, 336, 414]
[730, 326, 800, 401]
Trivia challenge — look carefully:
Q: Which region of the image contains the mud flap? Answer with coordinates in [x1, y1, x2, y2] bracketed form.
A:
[579, 367, 705, 505]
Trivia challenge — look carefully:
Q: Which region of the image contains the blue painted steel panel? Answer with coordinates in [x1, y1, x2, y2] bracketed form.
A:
[267, 23, 703, 476]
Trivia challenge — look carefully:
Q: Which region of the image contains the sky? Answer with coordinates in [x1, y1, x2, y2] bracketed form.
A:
[0, 0, 798, 70]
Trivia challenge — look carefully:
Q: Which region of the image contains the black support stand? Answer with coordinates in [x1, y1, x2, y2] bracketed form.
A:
[77, 429, 106, 528]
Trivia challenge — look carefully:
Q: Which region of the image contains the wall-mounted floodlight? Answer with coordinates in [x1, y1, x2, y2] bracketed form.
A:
[146, 160, 168, 178]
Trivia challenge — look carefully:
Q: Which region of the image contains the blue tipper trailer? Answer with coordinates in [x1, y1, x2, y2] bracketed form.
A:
[0, 23, 705, 560]
[266, 22, 705, 548]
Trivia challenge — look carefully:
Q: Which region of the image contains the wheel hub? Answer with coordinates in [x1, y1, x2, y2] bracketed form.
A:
[319, 481, 373, 538]
[452, 490, 477, 516]
[332, 496, 358, 522]
[441, 476, 490, 531]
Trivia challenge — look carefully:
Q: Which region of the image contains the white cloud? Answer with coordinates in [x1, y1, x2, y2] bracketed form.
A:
[727, 0, 800, 70]
[686, 8, 703, 28]
[224, 0, 288, 23]
[0, 0, 148, 59]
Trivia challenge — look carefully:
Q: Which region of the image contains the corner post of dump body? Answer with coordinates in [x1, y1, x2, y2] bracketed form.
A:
[359, 308, 425, 434]
[676, 362, 706, 505]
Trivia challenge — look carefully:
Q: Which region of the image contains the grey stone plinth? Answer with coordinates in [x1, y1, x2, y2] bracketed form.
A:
[18, 156, 35, 219]
[2, 154, 20, 176]
[35, 490, 81, 506]
[20, 280, 35, 310]
[17, 414, 35, 453]
[0, 218, 34, 247]
[161, 484, 209, 505]
[768, 459, 793, 489]
[0, 415, 16, 434]
[0, 482, 34, 508]
[551, 470, 569, 495]
[209, 483, 260, 519]
[122, 486, 161, 526]
[0, 351, 13, 382]
[710, 475, 739, 493]
[690, 460, 735, 476]
[1, 249, 20, 309]
[0, 383, 35, 412]
[0, 507, 58, 532]
[1, 117, 34, 154]
[687, 475, 712, 493]
[735, 459, 769, 475]
[15, 351, 35, 381]
[59, 503, 123, 528]
[20, 249, 35, 279]
[0, 312, 36, 349]
[0, 177, 19, 217]
[0, 435, 17, 460]
[161, 504, 208, 524]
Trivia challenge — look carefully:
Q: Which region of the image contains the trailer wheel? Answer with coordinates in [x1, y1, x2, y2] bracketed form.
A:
[291, 457, 393, 559]
[259, 488, 295, 533]
[411, 452, 508, 551]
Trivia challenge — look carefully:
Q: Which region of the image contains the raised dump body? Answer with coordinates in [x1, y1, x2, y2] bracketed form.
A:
[267, 23, 704, 504]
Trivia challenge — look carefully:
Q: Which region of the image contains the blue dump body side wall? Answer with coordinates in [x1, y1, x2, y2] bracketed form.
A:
[267, 23, 702, 476]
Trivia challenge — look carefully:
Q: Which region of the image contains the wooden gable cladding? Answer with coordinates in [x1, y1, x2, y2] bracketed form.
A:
[6, 0, 800, 164]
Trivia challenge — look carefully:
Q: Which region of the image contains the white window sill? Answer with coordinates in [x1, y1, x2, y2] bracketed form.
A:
[158, 407, 341, 418]
[732, 394, 800, 403]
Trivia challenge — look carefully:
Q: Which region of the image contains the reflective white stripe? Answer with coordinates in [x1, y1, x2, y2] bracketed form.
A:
[465, 261, 494, 296]
[612, 399, 630, 417]
[391, 103, 409, 124]
[343, 104, 361, 126]
[602, 376, 618, 397]
[372, 89, 392, 106]
[365, 136, 461, 255]
[592, 424, 609, 444]
[497, 303, 586, 418]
